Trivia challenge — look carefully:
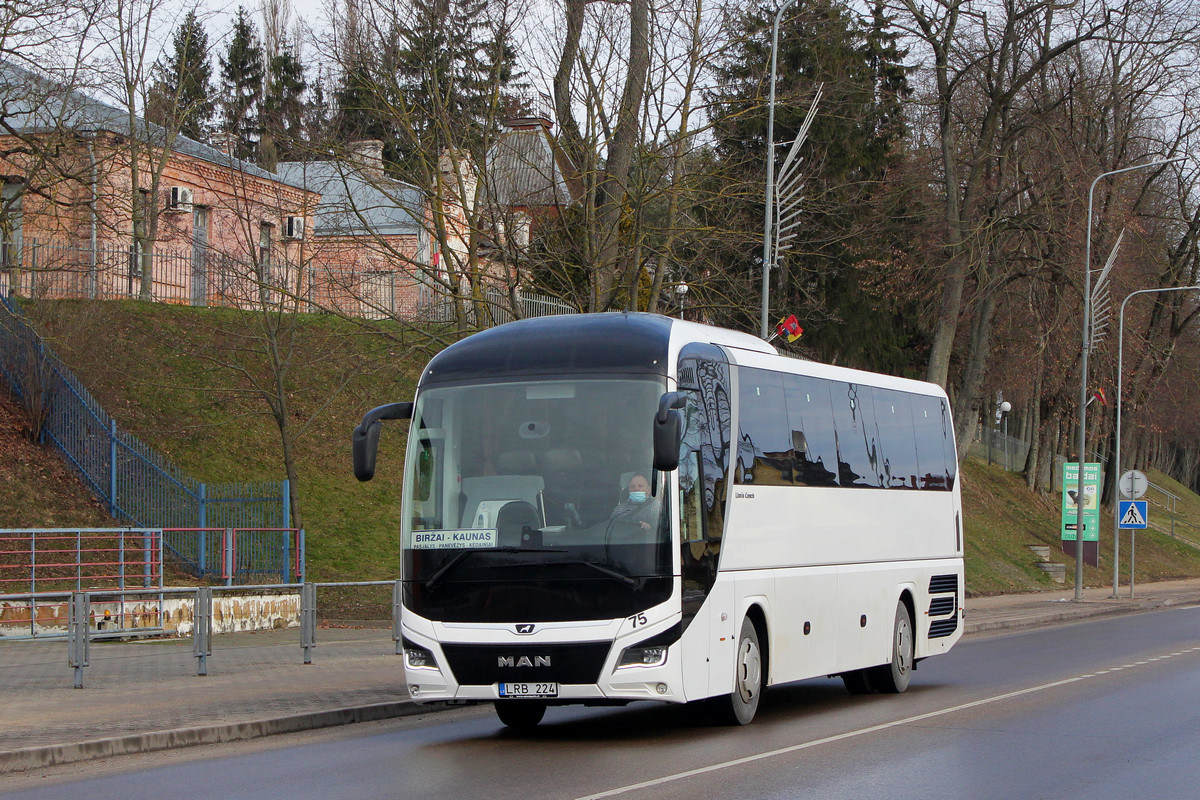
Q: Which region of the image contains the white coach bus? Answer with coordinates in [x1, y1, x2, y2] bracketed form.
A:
[353, 313, 964, 728]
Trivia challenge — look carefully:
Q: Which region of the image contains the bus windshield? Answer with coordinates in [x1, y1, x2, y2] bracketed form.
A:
[401, 378, 673, 623]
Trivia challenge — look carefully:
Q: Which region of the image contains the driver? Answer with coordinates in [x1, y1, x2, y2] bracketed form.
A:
[610, 473, 661, 531]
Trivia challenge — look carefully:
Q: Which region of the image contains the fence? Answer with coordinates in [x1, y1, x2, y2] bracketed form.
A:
[0, 296, 290, 530]
[0, 528, 163, 641]
[0, 240, 194, 304]
[416, 285, 579, 326]
[0, 580, 400, 686]
[1, 238, 581, 327]
[161, 527, 304, 585]
[969, 426, 1030, 471]
[0, 528, 162, 595]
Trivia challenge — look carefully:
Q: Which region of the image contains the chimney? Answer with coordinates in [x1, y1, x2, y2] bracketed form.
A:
[349, 139, 385, 178]
[210, 131, 236, 159]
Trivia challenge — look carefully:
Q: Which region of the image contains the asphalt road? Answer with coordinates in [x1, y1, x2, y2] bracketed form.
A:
[4, 607, 1199, 800]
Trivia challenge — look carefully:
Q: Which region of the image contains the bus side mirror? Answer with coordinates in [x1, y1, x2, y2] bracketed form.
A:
[653, 392, 687, 472]
[352, 402, 413, 481]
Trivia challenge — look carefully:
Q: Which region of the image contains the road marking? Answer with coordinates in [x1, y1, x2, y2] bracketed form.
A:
[573, 645, 1200, 800]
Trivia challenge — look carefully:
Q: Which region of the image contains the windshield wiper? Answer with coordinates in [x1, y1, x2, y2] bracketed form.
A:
[422, 546, 560, 591]
[492, 557, 639, 588]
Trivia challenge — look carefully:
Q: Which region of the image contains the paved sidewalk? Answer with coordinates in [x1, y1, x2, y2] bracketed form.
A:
[3, 578, 1200, 773]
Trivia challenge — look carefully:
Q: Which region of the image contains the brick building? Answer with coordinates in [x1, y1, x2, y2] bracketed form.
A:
[0, 62, 317, 307]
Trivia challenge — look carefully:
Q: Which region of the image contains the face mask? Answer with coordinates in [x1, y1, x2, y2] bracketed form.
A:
[628, 491, 647, 504]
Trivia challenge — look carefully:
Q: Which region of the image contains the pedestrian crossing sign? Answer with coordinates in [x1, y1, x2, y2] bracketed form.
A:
[1118, 500, 1148, 529]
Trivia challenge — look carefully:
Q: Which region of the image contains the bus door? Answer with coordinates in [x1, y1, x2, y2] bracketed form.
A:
[675, 344, 732, 699]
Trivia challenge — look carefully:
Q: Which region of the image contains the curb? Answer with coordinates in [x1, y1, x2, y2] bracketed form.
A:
[963, 603, 1130, 634]
[0, 699, 428, 774]
[964, 593, 1200, 635]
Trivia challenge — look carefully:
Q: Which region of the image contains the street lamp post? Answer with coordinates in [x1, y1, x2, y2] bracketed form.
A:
[760, 0, 801, 339]
[1075, 157, 1183, 601]
[1111, 285, 1200, 598]
[999, 401, 1012, 471]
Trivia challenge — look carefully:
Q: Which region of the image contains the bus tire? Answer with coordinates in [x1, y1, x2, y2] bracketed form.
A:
[494, 700, 547, 729]
[715, 616, 764, 725]
[870, 600, 914, 694]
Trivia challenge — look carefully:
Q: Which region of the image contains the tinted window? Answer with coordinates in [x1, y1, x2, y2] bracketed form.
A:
[784, 375, 839, 487]
[736, 368, 793, 485]
[873, 389, 919, 489]
[831, 382, 881, 487]
[911, 394, 956, 490]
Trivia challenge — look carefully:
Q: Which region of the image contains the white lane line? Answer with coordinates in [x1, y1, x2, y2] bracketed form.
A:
[573, 646, 1199, 800]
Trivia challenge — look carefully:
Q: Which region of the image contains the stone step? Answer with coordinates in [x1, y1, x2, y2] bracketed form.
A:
[1036, 561, 1066, 583]
[1027, 544, 1052, 562]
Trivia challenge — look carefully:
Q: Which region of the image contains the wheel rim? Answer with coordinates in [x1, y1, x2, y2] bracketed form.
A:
[895, 615, 912, 676]
[736, 635, 762, 703]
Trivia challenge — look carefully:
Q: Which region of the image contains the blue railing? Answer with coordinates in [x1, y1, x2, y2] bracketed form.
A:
[160, 528, 304, 585]
[0, 295, 291, 536]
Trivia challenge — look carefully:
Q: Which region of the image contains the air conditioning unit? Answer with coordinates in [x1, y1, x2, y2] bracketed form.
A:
[284, 216, 305, 240]
[167, 186, 194, 211]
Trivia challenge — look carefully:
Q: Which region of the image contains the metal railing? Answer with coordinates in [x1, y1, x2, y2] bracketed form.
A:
[415, 285, 579, 325]
[1145, 481, 1200, 548]
[0, 580, 402, 687]
[969, 426, 1029, 471]
[0, 298, 290, 530]
[0, 528, 163, 596]
[161, 527, 305, 585]
[1, 237, 581, 327]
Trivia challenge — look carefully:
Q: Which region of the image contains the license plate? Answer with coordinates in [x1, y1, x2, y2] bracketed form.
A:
[498, 682, 558, 698]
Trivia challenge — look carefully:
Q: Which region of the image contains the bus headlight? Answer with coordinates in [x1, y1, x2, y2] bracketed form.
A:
[618, 645, 668, 668]
[404, 643, 439, 670]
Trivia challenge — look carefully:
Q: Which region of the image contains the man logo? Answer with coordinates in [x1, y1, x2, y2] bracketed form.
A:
[515, 624, 535, 634]
[497, 655, 552, 668]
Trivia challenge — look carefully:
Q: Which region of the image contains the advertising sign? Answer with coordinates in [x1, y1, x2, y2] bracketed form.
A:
[1061, 462, 1101, 542]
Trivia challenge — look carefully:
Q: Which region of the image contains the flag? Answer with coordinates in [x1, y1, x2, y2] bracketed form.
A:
[775, 314, 804, 343]
[1092, 388, 1107, 406]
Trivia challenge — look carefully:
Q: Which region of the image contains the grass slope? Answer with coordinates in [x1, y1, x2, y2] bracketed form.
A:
[18, 300, 429, 581]
[7, 299, 1200, 598]
[961, 459, 1200, 595]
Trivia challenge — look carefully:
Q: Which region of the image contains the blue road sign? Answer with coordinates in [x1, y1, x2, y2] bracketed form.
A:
[1118, 500, 1148, 529]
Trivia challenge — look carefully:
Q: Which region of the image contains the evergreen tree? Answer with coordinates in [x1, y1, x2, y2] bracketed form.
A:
[305, 65, 331, 144]
[146, 10, 214, 142]
[333, 48, 392, 144]
[392, 0, 518, 163]
[219, 6, 265, 161]
[706, 0, 919, 373]
[260, 39, 307, 168]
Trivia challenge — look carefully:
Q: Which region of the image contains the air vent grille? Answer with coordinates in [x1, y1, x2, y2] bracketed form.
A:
[929, 574, 958, 594]
[929, 618, 958, 638]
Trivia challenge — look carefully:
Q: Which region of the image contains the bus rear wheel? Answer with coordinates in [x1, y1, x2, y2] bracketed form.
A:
[494, 700, 547, 729]
[869, 600, 914, 694]
[714, 617, 763, 725]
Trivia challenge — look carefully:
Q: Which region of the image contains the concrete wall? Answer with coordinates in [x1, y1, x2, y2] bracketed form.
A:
[0, 593, 300, 638]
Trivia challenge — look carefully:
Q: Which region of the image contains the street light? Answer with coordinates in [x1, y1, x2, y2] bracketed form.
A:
[675, 282, 689, 320]
[760, 0, 801, 339]
[1074, 157, 1184, 601]
[999, 401, 1012, 471]
[1111, 285, 1200, 598]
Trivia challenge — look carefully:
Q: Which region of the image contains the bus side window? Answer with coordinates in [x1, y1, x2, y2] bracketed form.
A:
[735, 368, 793, 486]
[785, 375, 839, 487]
[873, 388, 919, 489]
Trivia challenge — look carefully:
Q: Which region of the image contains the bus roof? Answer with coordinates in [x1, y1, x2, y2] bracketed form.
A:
[420, 313, 774, 386]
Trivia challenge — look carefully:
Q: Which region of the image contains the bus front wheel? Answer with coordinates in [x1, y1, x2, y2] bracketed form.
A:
[494, 700, 547, 729]
[869, 600, 914, 694]
[715, 617, 763, 725]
